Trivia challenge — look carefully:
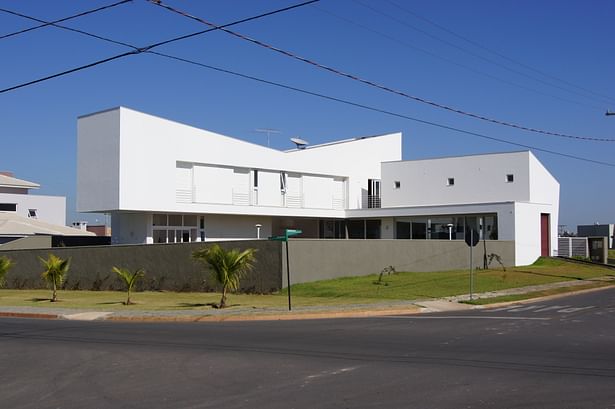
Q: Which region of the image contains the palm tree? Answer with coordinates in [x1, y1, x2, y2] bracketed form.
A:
[112, 267, 145, 305]
[0, 256, 13, 288]
[192, 244, 256, 308]
[39, 254, 70, 302]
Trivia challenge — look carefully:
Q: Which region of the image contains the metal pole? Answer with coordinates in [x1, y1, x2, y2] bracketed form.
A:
[286, 239, 292, 311]
[470, 239, 474, 301]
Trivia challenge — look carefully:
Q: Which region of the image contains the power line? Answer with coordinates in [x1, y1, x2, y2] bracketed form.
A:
[313, 5, 602, 111]
[357, 0, 615, 108]
[0, 0, 319, 94]
[149, 0, 615, 143]
[3, 6, 615, 167]
[146, 51, 615, 168]
[3, 7, 612, 168]
[0, 6, 137, 50]
[386, 0, 615, 106]
[0, 0, 132, 41]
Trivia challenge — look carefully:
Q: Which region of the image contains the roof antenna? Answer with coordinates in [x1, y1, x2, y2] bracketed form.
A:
[290, 137, 309, 149]
[255, 128, 281, 147]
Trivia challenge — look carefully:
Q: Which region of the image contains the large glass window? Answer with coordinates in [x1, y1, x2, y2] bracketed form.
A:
[168, 214, 182, 227]
[347, 220, 365, 239]
[411, 220, 427, 240]
[393, 213, 498, 241]
[396, 220, 411, 239]
[366, 220, 381, 239]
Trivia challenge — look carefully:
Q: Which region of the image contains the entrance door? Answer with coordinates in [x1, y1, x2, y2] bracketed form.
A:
[540, 213, 550, 256]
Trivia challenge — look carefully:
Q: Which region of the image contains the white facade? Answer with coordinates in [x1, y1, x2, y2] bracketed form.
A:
[0, 173, 66, 226]
[77, 107, 559, 266]
[376, 152, 560, 265]
[78, 107, 401, 243]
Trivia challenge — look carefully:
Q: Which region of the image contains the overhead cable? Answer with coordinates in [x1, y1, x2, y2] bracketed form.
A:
[386, 0, 615, 106]
[0, 0, 132, 40]
[0, 0, 319, 94]
[149, 0, 615, 143]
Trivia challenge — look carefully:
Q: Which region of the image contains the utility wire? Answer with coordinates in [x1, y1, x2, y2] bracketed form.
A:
[0, 0, 319, 94]
[386, 0, 615, 106]
[4, 6, 612, 168]
[147, 51, 615, 168]
[358, 0, 614, 108]
[0, 0, 132, 41]
[0, 7, 138, 50]
[149, 0, 615, 143]
[313, 5, 602, 111]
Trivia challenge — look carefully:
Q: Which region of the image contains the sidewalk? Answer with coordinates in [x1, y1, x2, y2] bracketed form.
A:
[0, 277, 613, 322]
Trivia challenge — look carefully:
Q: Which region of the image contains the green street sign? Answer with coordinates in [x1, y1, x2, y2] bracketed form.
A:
[269, 229, 303, 242]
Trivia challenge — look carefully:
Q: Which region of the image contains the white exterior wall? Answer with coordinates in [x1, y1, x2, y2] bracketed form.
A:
[513, 202, 557, 265]
[77, 108, 121, 212]
[381, 151, 531, 207]
[203, 214, 273, 241]
[528, 153, 560, 257]
[77, 107, 401, 217]
[0, 192, 66, 226]
[111, 212, 151, 244]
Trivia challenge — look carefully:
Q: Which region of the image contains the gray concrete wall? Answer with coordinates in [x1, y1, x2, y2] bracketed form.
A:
[0, 236, 52, 250]
[1, 239, 516, 292]
[0, 240, 282, 293]
[284, 239, 516, 286]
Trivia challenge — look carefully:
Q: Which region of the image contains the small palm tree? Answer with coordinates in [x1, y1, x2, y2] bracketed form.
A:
[39, 254, 70, 302]
[112, 267, 145, 305]
[0, 256, 13, 288]
[192, 244, 256, 308]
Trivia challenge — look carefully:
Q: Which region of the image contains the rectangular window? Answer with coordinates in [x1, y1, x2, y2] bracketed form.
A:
[168, 214, 182, 227]
[447, 178, 455, 186]
[280, 172, 287, 191]
[396, 221, 411, 239]
[347, 220, 365, 239]
[28, 209, 37, 218]
[367, 179, 381, 208]
[153, 214, 167, 226]
[506, 174, 514, 183]
[253, 170, 259, 188]
[394, 181, 401, 189]
[366, 220, 381, 239]
[0, 203, 17, 211]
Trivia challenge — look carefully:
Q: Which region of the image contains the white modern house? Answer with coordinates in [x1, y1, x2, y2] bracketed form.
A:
[77, 107, 559, 266]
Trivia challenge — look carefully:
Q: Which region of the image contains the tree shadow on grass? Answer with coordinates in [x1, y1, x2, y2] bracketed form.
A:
[96, 301, 125, 306]
[176, 302, 243, 309]
[177, 302, 217, 308]
[28, 298, 52, 302]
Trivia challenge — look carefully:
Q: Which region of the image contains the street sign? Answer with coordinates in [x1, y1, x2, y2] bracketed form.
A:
[268, 229, 302, 311]
[465, 229, 480, 247]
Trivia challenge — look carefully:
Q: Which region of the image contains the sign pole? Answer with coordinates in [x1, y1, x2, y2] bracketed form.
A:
[470, 241, 473, 301]
[269, 229, 301, 312]
[285, 238, 292, 311]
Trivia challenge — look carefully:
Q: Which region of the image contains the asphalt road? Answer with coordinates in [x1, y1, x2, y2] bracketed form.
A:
[1, 288, 614, 409]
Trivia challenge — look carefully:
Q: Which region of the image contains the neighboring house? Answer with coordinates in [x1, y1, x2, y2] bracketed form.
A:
[0, 173, 95, 248]
[577, 224, 614, 249]
[0, 172, 65, 225]
[77, 107, 559, 266]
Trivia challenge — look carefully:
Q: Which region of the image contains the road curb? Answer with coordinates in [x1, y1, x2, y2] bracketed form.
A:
[0, 311, 58, 320]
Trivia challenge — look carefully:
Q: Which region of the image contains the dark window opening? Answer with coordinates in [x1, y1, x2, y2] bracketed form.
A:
[0, 203, 17, 211]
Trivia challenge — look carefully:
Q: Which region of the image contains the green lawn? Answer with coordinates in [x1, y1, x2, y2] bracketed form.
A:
[0, 258, 612, 310]
[609, 249, 615, 260]
[0, 289, 373, 311]
[282, 257, 615, 301]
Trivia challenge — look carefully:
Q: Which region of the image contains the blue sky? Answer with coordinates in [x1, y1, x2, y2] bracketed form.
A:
[1, 0, 614, 231]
